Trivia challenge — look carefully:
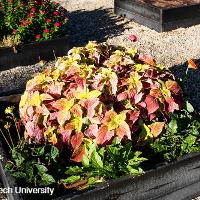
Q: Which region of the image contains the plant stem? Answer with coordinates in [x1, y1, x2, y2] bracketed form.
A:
[7, 129, 14, 148]
[12, 116, 21, 140]
[0, 129, 12, 151]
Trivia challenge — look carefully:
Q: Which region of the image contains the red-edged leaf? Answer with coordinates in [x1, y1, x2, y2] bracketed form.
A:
[71, 145, 88, 163]
[149, 122, 165, 137]
[59, 123, 74, 143]
[71, 132, 83, 150]
[116, 121, 131, 140]
[117, 91, 128, 101]
[165, 80, 181, 95]
[96, 125, 114, 145]
[145, 95, 159, 114]
[85, 124, 98, 138]
[129, 111, 140, 124]
[138, 54, 155, 66]
[165, 97, 179, 113]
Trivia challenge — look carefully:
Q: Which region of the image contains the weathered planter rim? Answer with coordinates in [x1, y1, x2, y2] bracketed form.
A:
[0, 35, 72, 71]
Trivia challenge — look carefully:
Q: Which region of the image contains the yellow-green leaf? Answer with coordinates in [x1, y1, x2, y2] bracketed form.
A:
[19, 91, 28, 108]
[29, 91, 41, 107]
[107, 112, 126, 130]
[72, 117, 82, 132]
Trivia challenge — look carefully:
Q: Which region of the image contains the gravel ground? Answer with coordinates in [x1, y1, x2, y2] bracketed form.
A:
[61, 0, 200, 68]
[0, 61, 54, 96]
[1, 0, 200, 109]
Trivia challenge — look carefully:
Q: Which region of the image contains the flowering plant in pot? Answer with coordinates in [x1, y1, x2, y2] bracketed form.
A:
[1, 42, 200, 198]
[0, 0, 67, 46]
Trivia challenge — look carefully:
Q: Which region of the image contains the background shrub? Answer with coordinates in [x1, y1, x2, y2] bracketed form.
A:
[0, 0, 67, 43]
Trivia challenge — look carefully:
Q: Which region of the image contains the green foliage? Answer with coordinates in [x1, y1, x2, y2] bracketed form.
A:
[60, 138, 147, 189]
[5, 140, 59, 186]
[151, 104, 200, 161]
[0, 0, 67, 44]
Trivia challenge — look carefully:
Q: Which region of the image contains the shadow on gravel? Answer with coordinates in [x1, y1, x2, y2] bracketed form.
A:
[65, 7, 129, 46]
[170, 59, 200, 111]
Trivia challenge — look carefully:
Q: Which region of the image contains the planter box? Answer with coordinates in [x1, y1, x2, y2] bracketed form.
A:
[0, 35, 71, 71]
[114, 0, 200, 32]
[1, 95, 200, 200]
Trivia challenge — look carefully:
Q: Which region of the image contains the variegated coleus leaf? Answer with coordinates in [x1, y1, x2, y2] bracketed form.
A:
[145, 95, 159, 114]
[148, 122, 165, 138]
[19, 41, 184, 162]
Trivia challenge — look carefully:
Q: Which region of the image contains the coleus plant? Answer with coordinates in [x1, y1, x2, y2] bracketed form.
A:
[19, 41, 184, 163]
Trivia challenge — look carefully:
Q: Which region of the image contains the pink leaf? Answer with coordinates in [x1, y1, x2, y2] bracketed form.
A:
[149, 113, 156, 121]
[139, 54, 155, 66]
[165, 80, 181, 95]
[59, 123, 74, 143]
[129, 111, 140, 124]
[116, 121, 131, 140]
[75, 77, 86, 91]
[85, 124, 98, 138]
[71, 145, 88, 163]
[117, 92, 128, 101]
[44, 82, 64, 97]
[71, 132, 83, 150]
[134, 92, 143, 104]
[145, 95, 159, 114]
[110, 73, 118, 94]
[165, 97, 179, 113]
[81, 98, 99, 118]
[96, 126, 114, 145]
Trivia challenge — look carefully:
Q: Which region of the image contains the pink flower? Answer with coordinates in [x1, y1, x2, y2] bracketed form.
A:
[42, 1, 47, 4]
[54, 22, 60, 27]
[39, 10, 45, 14]
[53, 11, 59, 16]
[44, 29, 50, 33]
[20, 20, 27, 27]
[30, 7, 36, 13]
[34, 1, 38, 4]
[46, 19, 51, 23]
[128, 34, 137, 42]
[29, 13, 35, 17]
[12, 29, 17, 34]
[36, 34, 41, 39]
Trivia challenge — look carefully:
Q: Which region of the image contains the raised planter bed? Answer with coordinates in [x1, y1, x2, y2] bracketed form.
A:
[0, 35, 71, 71]
[114, 0, 200, 32]
[0, 95, 200, 200]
